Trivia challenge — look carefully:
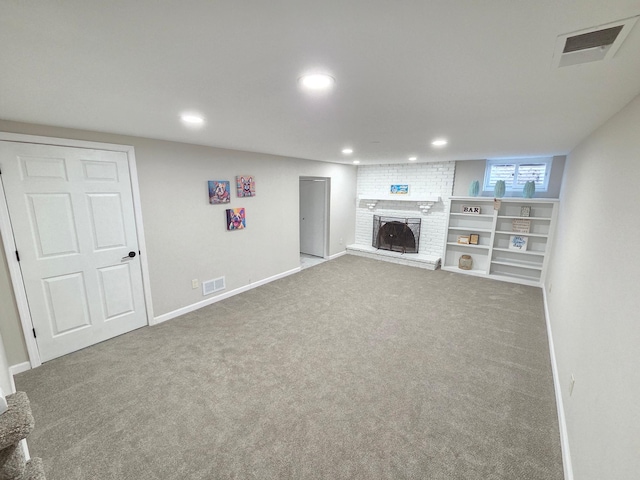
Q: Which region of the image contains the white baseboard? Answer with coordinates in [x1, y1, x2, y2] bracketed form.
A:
[9, 362, 31, 378]
[326, 250, 346, 261]
[154, 266, 302, 325]
[543, 287, 574, 480]
[7, 361, 31, 394]
[21, 439, 30, 461]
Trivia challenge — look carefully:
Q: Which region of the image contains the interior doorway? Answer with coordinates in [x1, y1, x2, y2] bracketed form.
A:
[299, 177, 329, 267]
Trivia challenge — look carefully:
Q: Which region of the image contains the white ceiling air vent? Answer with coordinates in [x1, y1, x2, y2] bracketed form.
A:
[553, 16, 639, 68]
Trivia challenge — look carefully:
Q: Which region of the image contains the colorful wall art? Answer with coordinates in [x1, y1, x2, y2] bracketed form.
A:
[390, 184, 409, 195]
[208, 180, 231, 204]
[236, 176, 255, 197]
[226, 208, 246, 230]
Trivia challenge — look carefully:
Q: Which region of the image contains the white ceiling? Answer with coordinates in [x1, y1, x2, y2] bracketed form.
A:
[1, 1, 639, 165]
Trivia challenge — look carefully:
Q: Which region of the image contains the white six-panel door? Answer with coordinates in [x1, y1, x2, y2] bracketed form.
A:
[0, 141, 148, 362]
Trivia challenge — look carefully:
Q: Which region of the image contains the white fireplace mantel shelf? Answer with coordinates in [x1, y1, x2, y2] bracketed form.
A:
[358, 195, 441, 213]
[358, 195, 441, 203]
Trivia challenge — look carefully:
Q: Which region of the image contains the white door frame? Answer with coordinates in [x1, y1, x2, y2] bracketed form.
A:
[299, 176, 330, 258]
[0, 133, 155, 369]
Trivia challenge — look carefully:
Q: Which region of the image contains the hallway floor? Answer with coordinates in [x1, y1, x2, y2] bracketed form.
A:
[300, 253, 326, 270]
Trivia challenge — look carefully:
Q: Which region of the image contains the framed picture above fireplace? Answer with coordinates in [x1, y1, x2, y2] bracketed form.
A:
[390, 184, 409, 195]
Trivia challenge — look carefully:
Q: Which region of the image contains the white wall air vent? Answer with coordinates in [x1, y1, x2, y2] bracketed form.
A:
[202, 276, 225, 296]
[552, 16, 638, 68]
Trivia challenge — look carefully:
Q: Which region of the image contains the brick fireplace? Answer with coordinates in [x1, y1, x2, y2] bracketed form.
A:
[347, 162, 455, 270]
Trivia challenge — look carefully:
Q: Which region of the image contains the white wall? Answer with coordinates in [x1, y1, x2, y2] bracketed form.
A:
[133, 140, 356, 316]
[0, 120, 356, 362]
[0, 332, 12, 395]
[545, 94, 640, 480]
[355, 162, 455, 257]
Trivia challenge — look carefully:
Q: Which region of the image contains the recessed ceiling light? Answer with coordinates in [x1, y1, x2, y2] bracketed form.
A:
[431, 138, 448, 147]
[353, 160, 360, 164]
[342, 148, 353, 155]
[408, 156, 417, 161]
[180, 114, 204, 125]
[299, 73, 335, 90]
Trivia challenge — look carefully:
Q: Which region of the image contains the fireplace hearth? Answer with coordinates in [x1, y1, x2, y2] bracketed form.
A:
[372, 215, 421, 254]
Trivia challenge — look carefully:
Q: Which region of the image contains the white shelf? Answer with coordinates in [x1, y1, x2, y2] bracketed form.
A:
[442, 196, 559, 286]
[491, 260, 543, 271]
[492, 247, 545, 256]
[445, 196, 496, 202]
[448, 226, 493, 233]
[442, 266, 488, 277]
[495, 230, 548, 238]
[450, 213, 494, 218]
[446, 242, 490, 250]
[453, 196, 558, 204]
[488, 273, 540, 287]
[497, 215, 551, 221]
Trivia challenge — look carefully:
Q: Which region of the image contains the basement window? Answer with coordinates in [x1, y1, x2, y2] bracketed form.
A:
[483, 157, 553, 193]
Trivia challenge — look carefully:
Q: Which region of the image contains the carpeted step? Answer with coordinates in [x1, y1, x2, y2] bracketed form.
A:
[24, 457, 46, 480]
[0, 392, 34, 450]
[0, 442, 25, 480]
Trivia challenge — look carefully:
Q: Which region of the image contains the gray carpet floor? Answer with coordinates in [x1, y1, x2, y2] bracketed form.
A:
[16, 255, 564, 479]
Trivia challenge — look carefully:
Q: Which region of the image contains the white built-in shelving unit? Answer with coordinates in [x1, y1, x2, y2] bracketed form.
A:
[442, 196, 559, 286]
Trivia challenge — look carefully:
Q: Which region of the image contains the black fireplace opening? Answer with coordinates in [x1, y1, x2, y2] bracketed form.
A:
[372, 215, 421, 254]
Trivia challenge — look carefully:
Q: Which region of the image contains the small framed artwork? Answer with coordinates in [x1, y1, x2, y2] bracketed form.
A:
[462, 205, 481, 214]
[512, 219, 531, 233]
[520, 206, 531, 217]
[509, 235, 528, 251]
[236, 176, 255, 197]
[469, 234, 480, 245]
[457, 235, 470, 245]
[390, 184, 409, 195]
[226, 208, 246, 230]
[208, 180, 231, 204]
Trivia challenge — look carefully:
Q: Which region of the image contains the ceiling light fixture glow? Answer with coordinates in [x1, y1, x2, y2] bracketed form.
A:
[181, 114, 204, 125]
[299, 73, 335, 90]
[408, 156, 417, 161]
[342, 148, 353, 154]
[353, 160, 360, 164]
[431, 138, 448, 147]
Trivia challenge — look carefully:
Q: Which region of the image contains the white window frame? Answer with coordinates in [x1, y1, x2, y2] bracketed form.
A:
[483, 157, 553, 193]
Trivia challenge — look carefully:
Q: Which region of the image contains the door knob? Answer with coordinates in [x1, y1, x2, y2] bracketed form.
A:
[121, 251, 136, 260]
